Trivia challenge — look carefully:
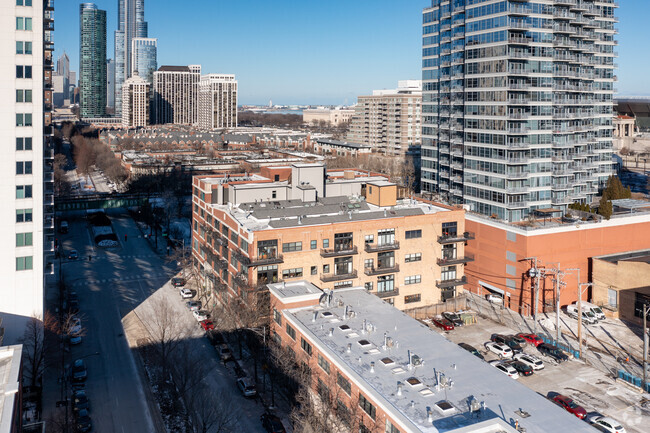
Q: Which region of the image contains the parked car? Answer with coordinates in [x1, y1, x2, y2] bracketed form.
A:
[513, 353, 544, 370]
[72, 390, 90, 412]
[68, 249, 78, 260]
[589, 416, 626, 433]
[516, 333, 544, 347]
[431, 316, 454, 331]
[580, 302, 606, 321]
[237, 377, 257, 398]
[69, 334, 82, 345]
[537, 343, 569, 362]
[566, 305, 598, 324]
[489, 360, 519, 379]
[490, 334, 523, 354]
[442, 312, 463, 327]
[75, 408, 92, 432]
[185, 301, 201, 311]
[219, 344, 233, 362]
[179, 288, 195, 299]
[485, 293, 503, 304]
[193, 310, 210, 322]
[172, 277, 186, 287]
[68, 317, 82, 335]
[261, 412, 286, 433]
[503, 360, 533, 377]
[507, 334, 527, 347]
[484, 342, 513, 359]
[458, 343, 484, 360]
[200, 320, 215, 331]
[72, 359, 87, 382]
[551, 394, 587, 419]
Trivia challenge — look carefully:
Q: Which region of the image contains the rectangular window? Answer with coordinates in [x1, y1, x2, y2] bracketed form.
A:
[16, 256, 33, 271]
[364, 258, 374, 269]
[16, 113, 32, 127]
[16, 89, 32, 102]
[337, 400, 351, 426]
[441, 265, 457, 281]
[317, 353, 330, 374]
[16, 209, 32, 222]
[404, 275, 421, 285]
[364, 234, 374, 244]
[323, 238, 329, 248]
[442, 222, 458, 237]
[16, 65, 32, 78]
[337, 372, 351, 395]
[405, 229, 422, 239]
[404, 294, 422, 304]
[358, 394, 376, 420]
[364, 281, 373, 291]
[16, 161, 32, 175]
[282, 241, 302, 252]
[17, 0, 34, 5]
[273, 308, 282, 325]
[16, 17, 24, 30]
[282, 268, 303, 279]
[286, 324, 296, 340]
[16, 185, 32, 199]
[317, 378, 330, 401]
[16, 137, 33, 151]
[323, 264, 330, 273]
[385, 421, 401, 433]
[300, 337, 312, 356]
[310, 266, 317, 275]
[405, 253, 422, 262]
[608, 288, 617, 308]
[16, 232, 33, 246]
[310, 240, 317, 250]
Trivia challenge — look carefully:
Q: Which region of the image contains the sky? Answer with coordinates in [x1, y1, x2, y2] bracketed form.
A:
[54, 0, 647, 105]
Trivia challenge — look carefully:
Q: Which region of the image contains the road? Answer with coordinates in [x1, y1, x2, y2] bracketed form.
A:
[59, 210, 176, 433]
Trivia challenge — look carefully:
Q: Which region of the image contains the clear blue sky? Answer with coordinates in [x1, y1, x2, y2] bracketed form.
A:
[54, 1, 645, 105]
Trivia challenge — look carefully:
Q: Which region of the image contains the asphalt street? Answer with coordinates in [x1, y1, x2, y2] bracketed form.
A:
[58, 210, 177, 433]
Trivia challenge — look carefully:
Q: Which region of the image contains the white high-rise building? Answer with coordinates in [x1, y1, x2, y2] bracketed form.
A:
[122, 73, 150, 128]
[152, 65, 201, 125]
[198, 74, 238, 130]
[0, 0, 54, 344]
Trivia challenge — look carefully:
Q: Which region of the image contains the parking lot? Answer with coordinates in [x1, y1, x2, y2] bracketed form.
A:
[426, 306, 650, 433]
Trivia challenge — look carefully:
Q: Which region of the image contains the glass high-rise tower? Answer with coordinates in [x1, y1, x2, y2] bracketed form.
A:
[115, 0, 148, 116]
[79, 3, 107, 118]
[421, 0, 618, 222]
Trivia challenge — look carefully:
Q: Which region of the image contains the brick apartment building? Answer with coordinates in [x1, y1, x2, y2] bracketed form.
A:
[267, 280, 598, 433]
[191, 163, 468, 311]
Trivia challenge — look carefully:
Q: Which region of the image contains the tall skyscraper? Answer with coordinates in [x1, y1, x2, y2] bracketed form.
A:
[79, 3, 107, 118]
[107, 58, 115, 110]
[0, 0, 55, 344]
[153, 65, 201, 125]
[131, 37, 157, 84]
[198, 74, 238, 130]
[56, 52, 70, 100]
[421, 0, 618, 222]
[114, 0, 148, 116]
[122, 73, 150, 128]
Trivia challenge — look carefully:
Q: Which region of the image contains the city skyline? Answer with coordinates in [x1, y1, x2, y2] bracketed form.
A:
[54, 0, 644, 106]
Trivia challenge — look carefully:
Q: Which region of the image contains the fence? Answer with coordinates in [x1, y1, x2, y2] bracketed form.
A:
[403, 295, 469, 320]
[538, 335, 581, 360]
[617, 370, 650, 393]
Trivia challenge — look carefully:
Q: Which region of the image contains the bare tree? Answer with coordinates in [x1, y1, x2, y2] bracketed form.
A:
[186, 385, 240, 433]
[21, 312, 58, 387]
[147, 297, 191, 378]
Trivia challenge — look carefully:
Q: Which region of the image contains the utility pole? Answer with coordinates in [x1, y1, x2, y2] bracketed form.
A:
[644, 303, 649, 392]
[525, 257, 540, 332]
[555, 270, 566, 346]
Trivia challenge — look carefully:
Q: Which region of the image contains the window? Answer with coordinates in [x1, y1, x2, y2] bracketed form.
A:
[442, 244, 457, 261]
[16, 209, 32, 222]
[230, 231, 239, 244]
[359, 425, 373, 433]
[16, 232, 33, 246]
[333, 281, 353, 289]
[405, 253, 422, 262]
[17, 0, 34, 6]
[385, 421, 401, 433]
[404, 294, 422, 304]
[364, 281, 373, 291]
[337, 372, 351, 395]
[240, 238, 248, 253]
[300, 337, 312, 356]
[405, 229, 422, 239]
[358, 394, 376, 420]
[16, 65, 32, 78]
[336, 400, 351, 426]
[16, 113, 33, 127]
[334, 232, 353, 251]
[364, 258, 374, 269]
[377, 275, 395, 293]
[273, 308, 282, 325]
[377, 228, 395, 245]
[272, 190, 277, 199]
[16, 161, 32, 175]
[323, 264, 330, 273]
[442, 222, 458, 237]
[310, 240, 317, 250]
[16, 89, 32, 102]
[317, 353, 330, 374]
[334, 256, 353, 275]
[282, 268, 303, 279]
[323, 238, 329, 248]
[16, 137, 32, 150]
[16, 256, 33, 271]
[608, 288, 617, 308]
[282, 241, 302, 252]
[404, 275, 421, 285]
[286, 324, 296, 340]
[310, 266, 317, 275]
[634, 292, 650, 319]
[16, 185, 32, 199]
[441, 265, 457, 281]
[16, 41, 32, 55]
[16, 17, 33, 30]
[317, 378, 330, 401]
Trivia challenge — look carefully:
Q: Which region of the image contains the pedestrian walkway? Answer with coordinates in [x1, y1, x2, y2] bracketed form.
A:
[68, 274, 171, 288]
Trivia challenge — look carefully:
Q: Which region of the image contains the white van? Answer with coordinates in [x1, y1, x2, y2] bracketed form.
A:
[566, 304, 597, 324]
[580, 302, 606, 321]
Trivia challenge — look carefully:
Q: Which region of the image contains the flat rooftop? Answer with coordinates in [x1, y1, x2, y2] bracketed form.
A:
[0, 345, 22, 433]
[281, 286, 598, 433]
[267, 280, 323, 303]
[595, 248, 650, 264]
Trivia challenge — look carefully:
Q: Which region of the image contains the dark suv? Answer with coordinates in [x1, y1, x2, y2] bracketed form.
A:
[490, 334, 523, 354]
[537, 343, 569, 362]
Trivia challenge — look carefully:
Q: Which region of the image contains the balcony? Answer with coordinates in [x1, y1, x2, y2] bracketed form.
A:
[364, 264, 400, 276]
[250, 253, 284, 266]
[44, 194, 54, 205]
[437, 253, 475, 266]
[436, 276, 468, 289]
[320, 270, 357, 283]
[364, 242, 400, 253]
[320, 246, 358, 258]
[375, 287, 399, 299]
[437, 231, 475, 244]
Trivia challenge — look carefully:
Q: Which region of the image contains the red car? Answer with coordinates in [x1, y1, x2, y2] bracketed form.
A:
[552, 394, 587, 419]
[200, 320, 215, 331]
[517, 333, 544, 347]
[431, 316, 454, 331]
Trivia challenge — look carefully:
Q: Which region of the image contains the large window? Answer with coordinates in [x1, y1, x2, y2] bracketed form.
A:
[334, 232, 353, 251]
[17, 0, 34, 6]
[16, 232, 33, 246]
[405, 229, 422, 239]
[442, 243, 457, 260]
[16, 209, 32, 222]
[377, 275, 395, 293]
[358, 394, 376, 420]
[337, 372, 351, 395]
[405, 253, 422, 262]
[286, 324, 296, 340]
[441, 265, 457, 281]
[16, 256, 33, 271]
[317, 353, 330, 374]
[16, 65, 32, 79]
[377, 228, 395, 246]
[16, 17, 32, 30]
[334, 257, 353, 275]
[282, 268, 303, 279]
[257, 239, 278, 258]
[273, 308, 282, 325]
[377, 251, 395, 269]
[16, 113, 32, 127]
[16, 41, 32, 55]
[16, 185, 32, 199]
[404, 294, 422, 304]
[442, 222, 458, 237]
[300, 337, 312, 356]
[16, 137, 32, 151]
[282, 241, 302, 252]
[404, 275, 421, 285]
[16, 89, 32, 102]
[16, 161, 32, 175]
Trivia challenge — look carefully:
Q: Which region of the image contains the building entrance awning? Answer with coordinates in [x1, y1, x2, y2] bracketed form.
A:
[479, 280, 505, 296]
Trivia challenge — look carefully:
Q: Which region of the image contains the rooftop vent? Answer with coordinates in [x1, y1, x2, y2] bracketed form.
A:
[434, 400, 456, 416]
